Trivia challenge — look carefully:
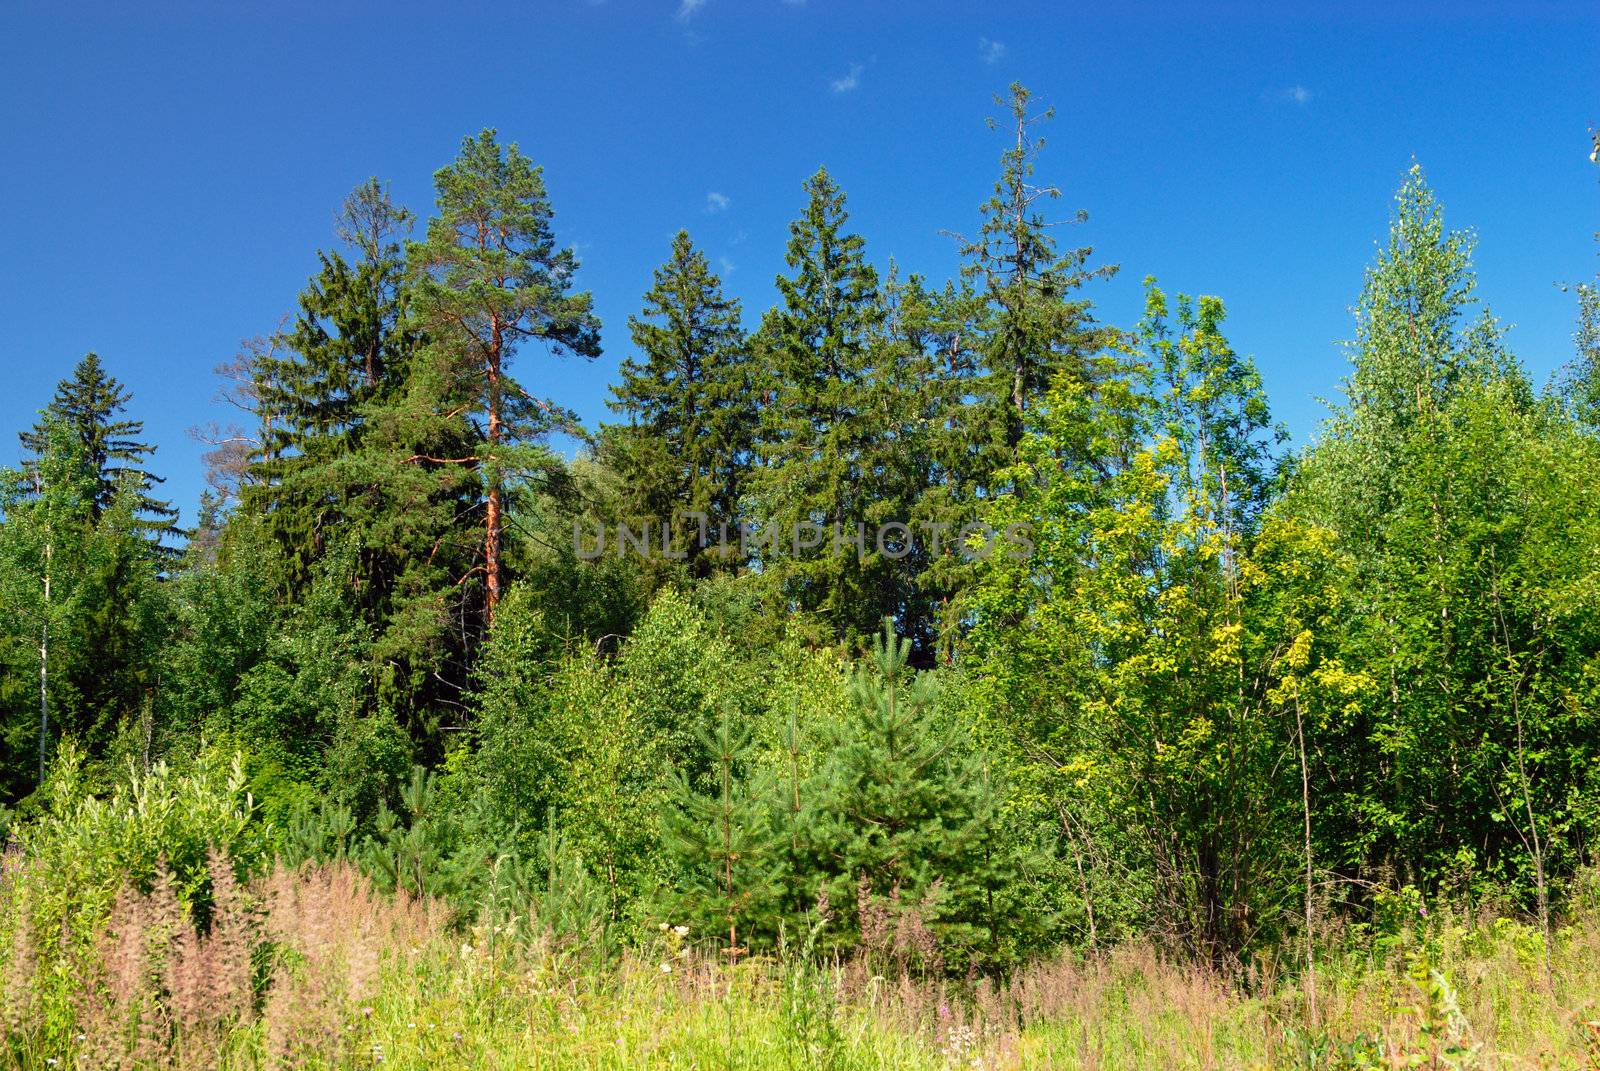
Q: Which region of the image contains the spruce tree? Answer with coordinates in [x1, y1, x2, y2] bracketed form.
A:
[956, 83, 1115, 473]
[1, 420, 158, 791]
[888, 274, 990, 659]
[751, 168, 884, 640]
[603, 231, 754, 578]
[249, 178, 417, 594]
[861, 267, 953, 658]
[407, 129, 601, 624]
[20, 353, 181, 556]
[237, 180, 482, 747]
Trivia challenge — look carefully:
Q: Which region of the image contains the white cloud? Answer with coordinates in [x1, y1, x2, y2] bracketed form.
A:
[705, 191, 731, 213]
[831, 62, 864, 93]
[676, 0, 705, 21]
[978, 37, 1005, 64]
[1284, 84, 1311, 104]
[719, 256, 737, 275]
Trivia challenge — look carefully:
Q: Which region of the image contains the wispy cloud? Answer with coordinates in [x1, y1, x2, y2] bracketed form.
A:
[831, 62, 864, 93]
[676, 0, 705, 21]
[1281, 84, 1312, 105]
[978, 37, 1005, 65]
[705, 191, 731, 213]
[719, 255, 737, 276]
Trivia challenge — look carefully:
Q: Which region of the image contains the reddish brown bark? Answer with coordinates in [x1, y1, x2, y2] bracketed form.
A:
[485, 312, 504, 624]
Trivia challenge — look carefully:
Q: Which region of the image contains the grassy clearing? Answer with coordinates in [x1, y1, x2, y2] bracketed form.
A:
[6, 859, 1600, 1070]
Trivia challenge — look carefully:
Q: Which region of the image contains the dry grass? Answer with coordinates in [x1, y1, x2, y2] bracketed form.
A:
[4, 856, 1600, 1069]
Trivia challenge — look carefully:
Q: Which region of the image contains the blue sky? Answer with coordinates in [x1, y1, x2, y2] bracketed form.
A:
[2, 1, 1595, 526]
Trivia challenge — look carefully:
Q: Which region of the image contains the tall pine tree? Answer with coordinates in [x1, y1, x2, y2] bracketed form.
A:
[407, 129, 601, 624]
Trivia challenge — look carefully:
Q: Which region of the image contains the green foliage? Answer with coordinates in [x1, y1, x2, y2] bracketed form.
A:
[6, 96, 1600, 1017]
[970, 279, 1305, 963]
[16, 743, 266, 904]
[468, 589, 672, 926]
[249, 178, 417, 592]
[407, 127, 602, 620]
[0, 419, 165, 797]
[800, 623, 1013, 970]
[243, 179, 483, 751]
[18, 351, 182, 555]
[659, 708, 780, 956]
[750, 168, 889, 642]
[1289, 168, 1600, 901]
[603, 230, 755, 583]
[0, 744, 265, 1045]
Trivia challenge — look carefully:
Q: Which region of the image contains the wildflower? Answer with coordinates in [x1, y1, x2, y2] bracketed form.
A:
[673, 925, 689, 937]
[659, 922, 669, 931]
[660, 961, 673, 973]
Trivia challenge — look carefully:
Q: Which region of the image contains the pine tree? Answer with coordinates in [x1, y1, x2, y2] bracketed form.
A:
[407, 129, 602, 624]
[660, 708, 778, 958]
[20, 352, 181, 556]
[603, 231, 754, 578]
[751, 168, 885, 640]
[802, 622, 1005, 967]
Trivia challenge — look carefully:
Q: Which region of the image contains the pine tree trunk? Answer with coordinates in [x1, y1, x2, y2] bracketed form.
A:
[485, 316, 504, 624]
